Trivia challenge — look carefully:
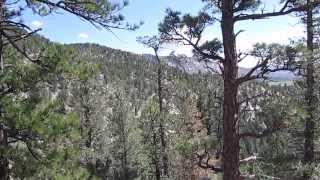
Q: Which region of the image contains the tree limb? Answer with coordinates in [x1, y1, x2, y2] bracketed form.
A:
[234, 0, 320, 22]
[239, 127, 283, 139]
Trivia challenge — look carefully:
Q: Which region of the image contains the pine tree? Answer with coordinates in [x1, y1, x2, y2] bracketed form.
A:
[301, 2, 318, 178]
[0, 0, 139, 178]
[158, 1, 320, 179]
[137, 36, 169, 178]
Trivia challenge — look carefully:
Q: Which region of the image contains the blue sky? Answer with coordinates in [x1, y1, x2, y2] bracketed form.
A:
[23, 0, 305, 67]
[24, 0, 205, 52]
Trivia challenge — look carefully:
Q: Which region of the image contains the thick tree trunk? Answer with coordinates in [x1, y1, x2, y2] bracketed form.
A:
[0, 1, 8, 179]
[222, 82, 240, 180]
[303, 0, 315, 179]
[0, 126, 8, 180]
[221, 1, 241, 180]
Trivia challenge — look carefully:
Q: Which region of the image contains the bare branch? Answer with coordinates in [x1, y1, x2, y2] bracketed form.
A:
[26, 142, 41, 161]
[163, 29, 224, 62]
[239, 126, 283, 139]
[2, 28, 41, 47]
[241, 174, 281, 180]
[240, 155, 261, 163]
[194, 152, 223, 172]
[2, 31, 50, 70]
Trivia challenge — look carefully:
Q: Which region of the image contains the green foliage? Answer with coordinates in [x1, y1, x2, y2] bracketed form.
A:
[0, 38, 96, 178]
[58, 39, 320, 180]
[175, 137, 194, 156]
[12, 0, 137, 29]
[2, 31, 319, 179]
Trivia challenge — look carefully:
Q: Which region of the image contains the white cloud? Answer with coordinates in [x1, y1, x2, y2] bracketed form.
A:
[237, 25, 305, 67]
[78, 32, 89, 39]
[238, 25, 305, 51]
[31, 20, 43, 29]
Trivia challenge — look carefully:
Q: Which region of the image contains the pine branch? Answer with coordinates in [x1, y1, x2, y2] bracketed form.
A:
[234, 0, 320, 22]
[36, 0, 136, 30]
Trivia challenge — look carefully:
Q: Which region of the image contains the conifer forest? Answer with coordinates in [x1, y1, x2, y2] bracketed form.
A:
[1, 0, 320, 179]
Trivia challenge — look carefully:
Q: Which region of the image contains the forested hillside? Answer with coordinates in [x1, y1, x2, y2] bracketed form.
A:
[66, 43, 320, 180]
[5, 39, 309, 179]
[1, 0, 320, 180]
[65, 43, 309, 180]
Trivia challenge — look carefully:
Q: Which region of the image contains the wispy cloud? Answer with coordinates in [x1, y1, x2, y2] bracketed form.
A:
[31, 20, 43, 29]
[78, 32, 89, 39]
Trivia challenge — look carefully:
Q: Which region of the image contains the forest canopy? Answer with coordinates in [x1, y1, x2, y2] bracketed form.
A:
[0, 0, 319, 180]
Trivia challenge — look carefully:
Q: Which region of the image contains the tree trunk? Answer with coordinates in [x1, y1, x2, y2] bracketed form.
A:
[0, 1, 8, 179]
[0, 125, 8, 180]
[79, 84, 92, 148]
[155, 51, 169, 177]
[152, 130, 161, 180]
[221, 1, 241, 180]
[303, 0, 315, 179]
[120, 118, 128, 180]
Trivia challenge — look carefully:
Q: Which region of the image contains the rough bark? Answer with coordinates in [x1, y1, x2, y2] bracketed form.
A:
[221, 1, 241, 179]
[152, 130, 161, 180]
[303, 0, 316, 179]
[0, 1, 8, 179]
[0, 126, 8, 180]
[155, 51, 169, 177]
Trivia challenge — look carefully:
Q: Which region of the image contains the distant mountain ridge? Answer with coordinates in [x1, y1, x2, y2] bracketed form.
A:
[143, 53, 296, 81]
[67, 43, 295, 81]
